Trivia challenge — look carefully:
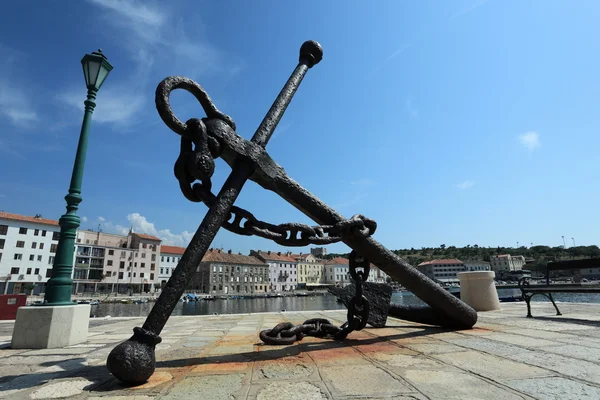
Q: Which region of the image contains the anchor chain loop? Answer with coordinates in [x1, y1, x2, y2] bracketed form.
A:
[162, 79, 377, 247]
[260, 251, 371, 344]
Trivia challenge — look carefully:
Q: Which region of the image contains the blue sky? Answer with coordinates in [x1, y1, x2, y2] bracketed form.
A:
[1, 0, 599, 253]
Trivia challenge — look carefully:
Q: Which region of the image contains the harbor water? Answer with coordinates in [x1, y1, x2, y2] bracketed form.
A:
[89, 288, 600, 318]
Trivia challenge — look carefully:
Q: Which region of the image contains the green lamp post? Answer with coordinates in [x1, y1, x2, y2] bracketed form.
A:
[43, 49, 113, 305]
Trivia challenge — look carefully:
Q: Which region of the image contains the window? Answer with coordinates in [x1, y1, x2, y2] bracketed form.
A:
[52, 232, 60, 241]
[160, 268, 164, 274]
[133, 273, 137, 278]
[141, 263, 145, 268]
[140, 273, 144, 278]
[31, 242, 37, 249]
[0, 239, 4, 249]
[37, 255, 42, 261]
[48, 256, 54, 265]
[108, 250, 114, 256]
[107, 260, 113, 266]
[167, 257, 170, 263]
[16, 241, 25, 248]
[46, 269, 53, 278]
[118, 272, 124, 279]
[50, 244, 58, 253]
[34, 268, 39, 275]
[0, 225, 7, 235]
[121, 251, 126, 258]
[142, 243, 147, 249]
[26, 268, 32, 274]
[151, 254, 156, 261]
[14, 253, 22, 260]
[128, 272, 131, 278]
[150, 273, 154, 280]
[34, 229, 39, 236]
[120, 261, 125, 269]
[39, 243, 44, 250]
[29, 255, 34, 261]
[161, 256, 164, 262]
[41, 230, 46, 236]
[141, 253, 146, 259]
[150, 263, 155, 270]
[19, 227, 27, 234]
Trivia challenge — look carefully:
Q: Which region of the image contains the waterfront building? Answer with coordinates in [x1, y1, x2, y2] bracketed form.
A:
[324, 257, 352, 286]
[74, 230, 161, 294]
[294, 252, 325, 288]
[189, 249, 269, 294]
[490, 254, 526, 273]
[464, 261, 491, 272]
[0, 212, 62, 295]
[159, 245, 185, 287]
[250, 250, 298, 292]
[367, 265, 390, 284]
[416, 259, 466, 284]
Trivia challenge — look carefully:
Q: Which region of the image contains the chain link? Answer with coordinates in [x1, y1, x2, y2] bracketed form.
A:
[173, 115, 377, 247]
[260, 251, 371, 345]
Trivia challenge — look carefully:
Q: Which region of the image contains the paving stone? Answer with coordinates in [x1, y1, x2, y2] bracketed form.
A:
[403, 370, 524, 400]
[87, 397, 155, 400]
[208, 344, 255, 355]
[254, 381, 327, 400]
[545, 344, 600, 363]
[505, 376, 600, 400]
[371, 352, 448, 371]
[482, 333, 561, 347]
[321, 364, 413, 396]
[29, 379, 92, 399]
[403, 343, 466, 354]
[433, 350, 553, 380]
[160, 374, 245, 400]
[23, 348, 93, 356]
[258, 362, 314, 380]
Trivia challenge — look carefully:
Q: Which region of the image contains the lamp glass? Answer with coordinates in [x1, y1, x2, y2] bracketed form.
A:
[85, 59, 101, 88]
[81, 51, 113, 91]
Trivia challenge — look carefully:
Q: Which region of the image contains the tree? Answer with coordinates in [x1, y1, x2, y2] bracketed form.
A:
[24, 283, 36, 295]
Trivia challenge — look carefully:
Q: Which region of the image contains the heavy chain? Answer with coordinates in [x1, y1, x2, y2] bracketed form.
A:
[260, 251, 370, 345]
[173, 116, 377, 247]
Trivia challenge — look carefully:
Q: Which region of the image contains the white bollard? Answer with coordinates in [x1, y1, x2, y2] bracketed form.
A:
[457, 271, 501, 311]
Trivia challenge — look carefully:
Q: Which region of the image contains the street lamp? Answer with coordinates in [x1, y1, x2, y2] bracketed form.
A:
[562, 236, 566, 249]
[43, 49, 113, 305]
[572, 237, 576, 247]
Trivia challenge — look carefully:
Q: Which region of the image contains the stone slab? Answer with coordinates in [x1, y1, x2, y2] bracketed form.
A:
[11, 305, 90, 349]
[320, 364, 414, 397]
[505, 376, 600, 400]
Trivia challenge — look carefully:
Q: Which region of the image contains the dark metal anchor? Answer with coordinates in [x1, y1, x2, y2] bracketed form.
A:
[106, 40, 477, 386]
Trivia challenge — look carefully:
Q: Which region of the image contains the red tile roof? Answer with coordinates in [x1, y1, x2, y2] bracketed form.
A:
[417, 259, 464, 267]
[325, 257, 350, 265]
[251, 250, 297, 262]
[161, 245, 186, 255]
[203, 249, 267, 265]
[133, 233, 161, 242]
[0, 211, 59, 227]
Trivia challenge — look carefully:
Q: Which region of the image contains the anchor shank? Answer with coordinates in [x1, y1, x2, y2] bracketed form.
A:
[267, 176, 478, 328]
[252, 40, 322, 147]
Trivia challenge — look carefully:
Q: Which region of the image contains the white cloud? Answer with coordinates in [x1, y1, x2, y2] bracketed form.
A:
[100, 213, 193, 247]
[57, 88, 145, 125]
[0, 81, 38, 128]
[450, 0, 489, 20]
[457, 180, 475, 190]
[518, 131, 541, 150]
[81, 216, 88, 223]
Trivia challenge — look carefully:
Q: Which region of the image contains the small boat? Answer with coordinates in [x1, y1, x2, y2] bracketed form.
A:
[121, 299, 133, 304]
[90, 301, 100, 306]
[133, 299, 148, 304]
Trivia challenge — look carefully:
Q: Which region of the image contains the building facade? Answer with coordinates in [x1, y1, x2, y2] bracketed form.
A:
[416, 259, 466, 284]
[189, 249, 269, 295]
[464, 261, 491, 272]
[295, 253, 325, 288]
[251, 250, 298, 292]
[490, 255, 526, 273]
[0, 212, 61, 295]
[310, 247, 327, 257]
[367, 265, 390, 284]
[159, 245, 185, 287]
[74, 230, 161, 294]
[324, 257, 352, 286]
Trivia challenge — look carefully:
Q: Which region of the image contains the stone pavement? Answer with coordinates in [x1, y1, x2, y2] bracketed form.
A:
[2, 302, 600, 399]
